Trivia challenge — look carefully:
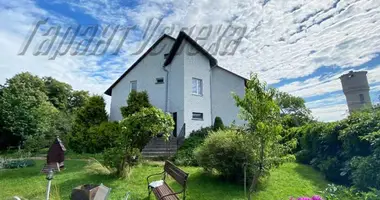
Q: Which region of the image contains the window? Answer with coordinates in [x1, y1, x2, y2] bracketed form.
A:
[359, 94, 365, 104]
[130, 81, 137, 92]
[192, 112, 203, 120]
[192, 78, 203, 95]
[156, 77, 164, 84]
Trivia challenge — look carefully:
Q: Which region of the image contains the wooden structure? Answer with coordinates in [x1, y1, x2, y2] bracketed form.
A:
[71, 184, 111, 200]
[47, 136, 66, 168]
[147, 161, 189, 200]
[41, 136, 66, 173]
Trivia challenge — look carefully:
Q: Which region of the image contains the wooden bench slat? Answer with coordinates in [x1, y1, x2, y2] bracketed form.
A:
[153, 183, 179, 200]
[148, 161, 188, 200]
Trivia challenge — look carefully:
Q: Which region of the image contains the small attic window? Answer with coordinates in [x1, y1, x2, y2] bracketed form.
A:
[156, 77, 164, 84]
[164, 53, 169, 59]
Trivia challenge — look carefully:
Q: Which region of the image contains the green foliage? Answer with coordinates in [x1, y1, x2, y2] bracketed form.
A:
[120, 90, 152, 118]
[1, 159, 36, 169]
[233, 74, 293, 198]
[195, 129, 253, 183]
[43, 76, 73, 110]
[103, 107, 174, 177]
[69, 95, 108, 153]
[213, 116, 225, 131]
[173, 127, 213, 166]
[294, 108, 380, 191]
[68, 90, 90, 112]
[0, 72, 91, 151]
[275, 91, 313, 128]
[321, 184, 380, 200]
[0, 72, 58, 149]
[85, 122, 122, 153]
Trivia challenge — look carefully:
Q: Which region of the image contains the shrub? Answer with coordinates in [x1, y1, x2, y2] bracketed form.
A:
[85, 122, 121, 153]
[195, 129, 253, 183]
[120, 90, 151, 118]
[24, 133, 48, 153]
[0, 158, 35, 169]
[321, 184, 380, 200]
[213, 116, 224, 131]
[68, 95, 108, 153]
[173, 126, 213, 166]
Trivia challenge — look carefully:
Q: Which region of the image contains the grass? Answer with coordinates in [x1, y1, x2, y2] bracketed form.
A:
[0, 160, 329, 200]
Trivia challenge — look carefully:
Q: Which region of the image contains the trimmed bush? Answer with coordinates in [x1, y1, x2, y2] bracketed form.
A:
[195, 129, 253, 183]
[213, 116, 224, 131]
[293, 108, 380, 190]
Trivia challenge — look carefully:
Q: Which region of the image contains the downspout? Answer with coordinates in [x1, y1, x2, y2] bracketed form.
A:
[210, 63, 217, 125]
[164, 65, 169, 112]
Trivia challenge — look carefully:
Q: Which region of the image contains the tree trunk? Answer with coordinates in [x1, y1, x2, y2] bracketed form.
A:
[248, 138, 265, 200]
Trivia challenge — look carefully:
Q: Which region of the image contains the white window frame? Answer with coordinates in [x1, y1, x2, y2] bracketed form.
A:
[192, 78, 203, 96]
[192, 112, 203, 120]
[130, 80, 137, 92]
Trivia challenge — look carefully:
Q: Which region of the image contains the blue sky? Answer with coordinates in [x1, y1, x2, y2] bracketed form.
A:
[0, 0, 379, 121]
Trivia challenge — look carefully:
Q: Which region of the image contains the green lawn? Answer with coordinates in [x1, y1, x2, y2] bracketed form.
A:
[0, 160, 329, 200]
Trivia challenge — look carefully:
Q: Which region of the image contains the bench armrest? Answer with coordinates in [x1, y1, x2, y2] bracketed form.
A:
[147, 171, 165, 185]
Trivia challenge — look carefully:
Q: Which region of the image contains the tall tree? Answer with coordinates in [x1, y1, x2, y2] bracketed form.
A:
[69, 95, 108, 153]
[120, 90, 152, 118]
[68, 90, 90, 112]
[233, 74, 293, 200]
[43, 77, 73, 110]
[275, 91, 312, 127]
[0, 72, 57, 149]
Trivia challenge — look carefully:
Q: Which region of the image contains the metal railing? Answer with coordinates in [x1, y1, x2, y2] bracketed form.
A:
[176, 123, 186, 149]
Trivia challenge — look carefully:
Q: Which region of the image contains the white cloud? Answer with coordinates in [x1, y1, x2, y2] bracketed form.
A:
[1, 0, 380, 121]
[310, 103, 348, 122]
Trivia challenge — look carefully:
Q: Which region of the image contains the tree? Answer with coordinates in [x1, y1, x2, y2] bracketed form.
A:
[43, 77, 73, 110]
[0, 72, 58, 149]
[233, 74, 294, 200]
[275, 91, 312, 127]
[103, 107, 174, 177]
[68, 90, 90, 112]
[120, 90, 152, 118]
[69, 95, 108, 153]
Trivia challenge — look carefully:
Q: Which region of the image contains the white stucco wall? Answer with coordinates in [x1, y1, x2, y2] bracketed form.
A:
[110, 37, 175, 121]
[166, 41, 185, 136]
[183, 41, 212, 136]
[211, 67, 245, 126]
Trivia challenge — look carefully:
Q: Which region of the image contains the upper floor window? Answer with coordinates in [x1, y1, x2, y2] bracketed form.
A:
[192, 78, 203, 96]
[156, 77, 164, 84]
[359, 94, 365, 104]
[130, 80, 137, 92]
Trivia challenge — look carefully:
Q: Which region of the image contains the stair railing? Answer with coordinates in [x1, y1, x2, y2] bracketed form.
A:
[176, 123, 186, 149]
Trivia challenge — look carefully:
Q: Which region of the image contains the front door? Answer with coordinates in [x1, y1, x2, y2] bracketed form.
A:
[172, 112, 177, 137]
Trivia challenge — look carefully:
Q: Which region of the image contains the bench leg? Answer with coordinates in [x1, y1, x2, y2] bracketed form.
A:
[148, 186, 152, 198]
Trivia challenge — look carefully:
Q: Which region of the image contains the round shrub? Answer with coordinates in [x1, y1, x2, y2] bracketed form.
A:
[213, 116, 225, 131]
[173, 126, 213, 166]
[195, 129, 253, 183]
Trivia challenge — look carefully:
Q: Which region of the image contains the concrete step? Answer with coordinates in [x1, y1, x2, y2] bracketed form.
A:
[142, 147, 177, 151]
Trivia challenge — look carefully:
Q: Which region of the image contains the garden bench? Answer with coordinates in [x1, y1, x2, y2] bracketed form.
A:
[147, 161, 189, 200]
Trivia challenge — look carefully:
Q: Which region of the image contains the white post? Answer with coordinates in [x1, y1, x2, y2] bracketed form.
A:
[45, 169, 54, 200]
[46, 179, 52, 200]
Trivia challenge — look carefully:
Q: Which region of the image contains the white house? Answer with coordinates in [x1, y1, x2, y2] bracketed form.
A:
[105, 32, 246, 138]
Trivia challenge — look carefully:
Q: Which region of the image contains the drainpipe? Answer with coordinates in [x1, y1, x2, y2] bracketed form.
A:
[210, 63, 217, 125]
[164, 65, 169, 112]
